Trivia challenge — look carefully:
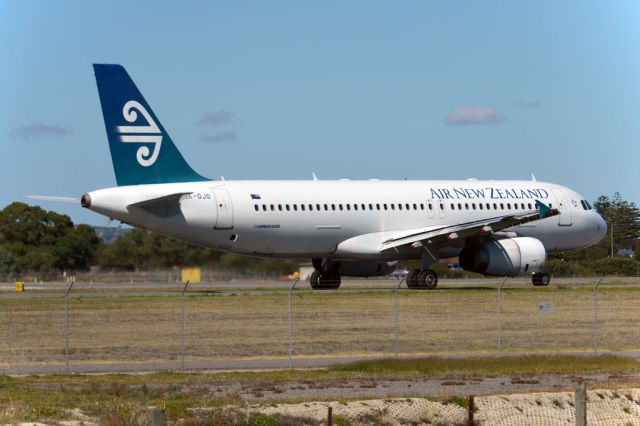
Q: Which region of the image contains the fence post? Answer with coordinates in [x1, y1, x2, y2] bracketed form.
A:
[64, 276, 76, 374]
[497, 277, 507, 357]
[575, 384, 587, 426]
[394, 278, 405, 359]
[593, 277, 603, 353]
[288, 279, 299, 368]
[180, 280, 190, 372]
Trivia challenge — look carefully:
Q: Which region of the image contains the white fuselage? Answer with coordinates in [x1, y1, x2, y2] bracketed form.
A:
[84, 179, 607, 262]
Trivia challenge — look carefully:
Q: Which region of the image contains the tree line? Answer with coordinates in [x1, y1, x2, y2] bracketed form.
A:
[0, 193, 638, 277]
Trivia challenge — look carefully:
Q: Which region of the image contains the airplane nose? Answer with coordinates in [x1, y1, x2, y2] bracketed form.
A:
[594, 213, 607, 242]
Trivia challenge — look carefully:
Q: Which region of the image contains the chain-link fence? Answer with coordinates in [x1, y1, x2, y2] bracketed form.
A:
[1, 278, 639, 374]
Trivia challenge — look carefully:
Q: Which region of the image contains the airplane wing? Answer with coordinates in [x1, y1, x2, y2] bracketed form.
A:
[380, 200, 559, 252]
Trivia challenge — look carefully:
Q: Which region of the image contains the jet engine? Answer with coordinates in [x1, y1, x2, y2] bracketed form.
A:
[458, 237, 546, 276]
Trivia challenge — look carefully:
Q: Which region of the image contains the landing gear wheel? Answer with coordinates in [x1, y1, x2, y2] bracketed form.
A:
[319, 273, 341, 289]
[310, 271, 341, 289]
[309, 270, 321, 289]
[532, 272, 550, 287]
[419, 269, 438, 289]
[406, 269, 421, 289]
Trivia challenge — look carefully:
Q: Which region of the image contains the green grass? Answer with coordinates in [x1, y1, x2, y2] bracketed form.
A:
[333, 354, 640, 377]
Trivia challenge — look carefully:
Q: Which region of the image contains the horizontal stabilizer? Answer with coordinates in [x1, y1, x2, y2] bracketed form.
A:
[26, 195, 80, 204]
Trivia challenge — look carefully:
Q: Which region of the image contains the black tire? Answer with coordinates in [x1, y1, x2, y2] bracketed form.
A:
[406, 269, 420, 289]
[309, 270, 321, 289]
[317, 273, 341, 290]
[538, 273, 550, 286]
[532, 272, 550, 287]
[420, 269, 438, 289]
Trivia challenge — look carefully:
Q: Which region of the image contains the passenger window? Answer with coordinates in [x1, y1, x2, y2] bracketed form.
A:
[391, 204, 395, 210]
[293, 204, 298, 211]
[262, 204, 267, 211]
[270, 204, 275, 211]
[278, 204, 283, 211]
[465, 203, 469, 210]
[324, 204, 328, 211]
[458, 203, 462, 210]
[254, 205, 259, 211]
[528, 203, 532, 210]
[549, 203, 553, 208]
[376, 204, 381, 210]
[514, 204, 518, 210]
[493, 203, 497, 210]
[369, 203, 373, 210]
[405, 203, 410, 210]
[397, 204, 402, 210]
[500, 203, 504, 210]
[286, 204, 290, 211]
[309, 204, 313, 211]
[486, 203, 490, 210]
[331, 204, 336, 211]
[439, 203, 444, 210]
[420, 203, 425, 210]
[361, 203, 366, 210]
[451, 203, 455, 210]
[428, 203, 433, 210]
[383, 204, 388, 210]
[354, 204, 358, 211]
[521, 203, 525, 210]
[413, 203, 417, 210]
[479, 203, 483, 210]
[339, 204, 343, 211]
[472, 203, 476, 210]
[346, 204, 351, 211]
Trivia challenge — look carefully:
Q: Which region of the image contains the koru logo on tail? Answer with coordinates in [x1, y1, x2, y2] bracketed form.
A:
[116, 100, 162, 167]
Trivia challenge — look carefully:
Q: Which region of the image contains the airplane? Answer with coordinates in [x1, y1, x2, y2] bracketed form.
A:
[73, 64, 607, 289]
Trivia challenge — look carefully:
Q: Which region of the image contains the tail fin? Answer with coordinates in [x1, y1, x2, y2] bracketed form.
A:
[93, 64, 208, 186]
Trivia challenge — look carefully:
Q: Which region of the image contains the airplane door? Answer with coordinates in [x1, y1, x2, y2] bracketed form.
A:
[552, 189, 573, 226]
[213, 187, 234, 229]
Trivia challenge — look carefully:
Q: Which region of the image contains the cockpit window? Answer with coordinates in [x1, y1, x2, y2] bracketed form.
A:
[580, 200, 593, 210]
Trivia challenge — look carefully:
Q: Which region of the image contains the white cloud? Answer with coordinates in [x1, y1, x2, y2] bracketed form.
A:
[444, 106, 505, 126]
[515, 99, 542, 108]
[8, 122, 74, 140]
[197, 110, 237, 126]
[199, 131, 237, 143]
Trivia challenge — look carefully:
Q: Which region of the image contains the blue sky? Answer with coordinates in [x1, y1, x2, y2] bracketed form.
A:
[1, 1, 639, 225]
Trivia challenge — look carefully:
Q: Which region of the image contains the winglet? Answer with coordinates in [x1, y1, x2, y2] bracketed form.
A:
[536, 200, 551, 219]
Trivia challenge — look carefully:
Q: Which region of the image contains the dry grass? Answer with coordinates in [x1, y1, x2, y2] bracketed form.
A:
[1, 285, 640, 369]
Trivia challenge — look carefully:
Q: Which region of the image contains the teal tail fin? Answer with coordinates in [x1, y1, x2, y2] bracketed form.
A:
[93, 64, 208, 186]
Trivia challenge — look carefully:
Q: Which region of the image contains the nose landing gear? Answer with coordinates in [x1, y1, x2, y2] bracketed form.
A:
[532, 272, 550, 286]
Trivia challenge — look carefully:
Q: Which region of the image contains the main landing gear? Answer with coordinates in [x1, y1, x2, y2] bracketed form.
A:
[406, 269, 438, 289]
[309, 258, 341, 289]
[532, 272, 551, 287]
[309, 270, 341, 289]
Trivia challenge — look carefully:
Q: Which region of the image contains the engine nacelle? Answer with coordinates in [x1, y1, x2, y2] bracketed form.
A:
[458, 237, 546, 276]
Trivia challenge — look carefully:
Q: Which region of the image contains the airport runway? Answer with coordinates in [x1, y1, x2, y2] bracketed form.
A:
[1, 276, 636, 293]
